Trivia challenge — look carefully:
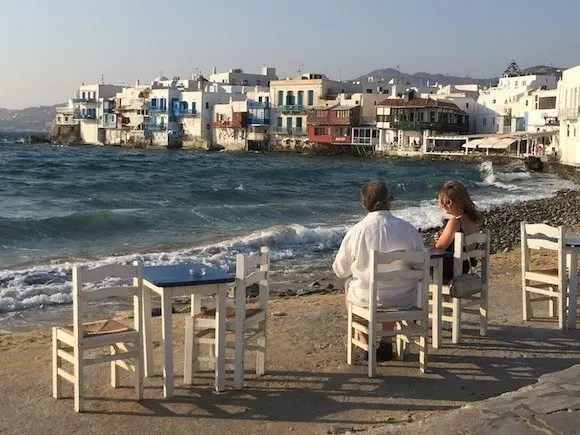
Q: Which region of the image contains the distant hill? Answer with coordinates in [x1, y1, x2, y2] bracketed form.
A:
[0, 104, 60, 133]
[353, 65, 564, 88]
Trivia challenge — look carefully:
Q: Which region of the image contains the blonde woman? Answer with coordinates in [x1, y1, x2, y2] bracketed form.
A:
[433, 180, 480, 283]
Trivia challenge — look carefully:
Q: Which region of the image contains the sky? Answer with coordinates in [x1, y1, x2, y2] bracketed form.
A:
[1, 0, 579, 109]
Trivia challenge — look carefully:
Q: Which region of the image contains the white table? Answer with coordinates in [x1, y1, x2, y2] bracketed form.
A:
[142, 263, 235, 398]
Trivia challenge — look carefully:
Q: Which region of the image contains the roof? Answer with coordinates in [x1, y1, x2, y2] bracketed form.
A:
[377, 98, 466, 114]
[462, 137, 517, 149]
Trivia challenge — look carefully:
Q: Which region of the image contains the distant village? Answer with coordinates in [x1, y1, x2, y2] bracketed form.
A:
[51, 61, 580, 166]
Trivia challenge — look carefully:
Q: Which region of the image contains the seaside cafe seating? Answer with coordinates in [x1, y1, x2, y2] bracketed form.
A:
[183, 247, 269, 390]
[436, 230, 491, 344]
[52, 261, 144, 412]
[521, 222, 575, 329]
[347, 249, 430, 378]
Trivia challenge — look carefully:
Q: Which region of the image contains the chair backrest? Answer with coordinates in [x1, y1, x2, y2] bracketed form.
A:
[235, 247, 270, 310]
[72, 261, 143, 340]
[368, 249, 430, 313]
[521, 222, 566, 273]
[452, 230, 491, 284]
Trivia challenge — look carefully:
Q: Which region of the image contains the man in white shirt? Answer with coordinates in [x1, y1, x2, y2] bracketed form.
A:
[333, 180, 424, 360]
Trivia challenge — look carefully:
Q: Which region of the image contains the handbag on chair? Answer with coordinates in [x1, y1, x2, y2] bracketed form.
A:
[449, 246, 483, 299]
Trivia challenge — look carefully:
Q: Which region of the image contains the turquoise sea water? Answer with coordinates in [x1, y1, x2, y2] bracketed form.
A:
[0, 139, 576, 329]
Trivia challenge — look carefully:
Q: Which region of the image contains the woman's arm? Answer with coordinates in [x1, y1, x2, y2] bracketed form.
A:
[433, 217, 460, 250]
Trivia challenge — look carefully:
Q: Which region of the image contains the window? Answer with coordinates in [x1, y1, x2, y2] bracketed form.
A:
[466, 102, 469, 108]
[492, 99, 496, 104]
[278, 91, 283, 106]
[492, 117, 495, 125]
[296, 117, 303, 128]
[277, 116, 282, 127]
[287, 117, 293, 129]
[419, 112, 424, 121]
[307, 90, 314, 105]
[336, 110, 349, 118]
[58, 116, 62, 122]
[525, 100, 529, 106]
[314, 127, 327, 135]
[483, 118, 487, 126]
[191, 102, 196, 113]
[430, 111, 435, 122]
[286, 91, 295, 106]
[258, 96, 263, 103]
[205, 102, 209, 109]
[567, 125, 570, 137]
[297, 91, 304, 106]
[265, 96, 270, 104]
[151, 98, 157, 108]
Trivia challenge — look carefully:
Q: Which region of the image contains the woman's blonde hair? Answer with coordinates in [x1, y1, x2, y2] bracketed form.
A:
[438, 180, 480, 223]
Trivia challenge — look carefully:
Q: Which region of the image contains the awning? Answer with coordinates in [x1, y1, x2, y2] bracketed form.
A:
[463, 137, 517, 149]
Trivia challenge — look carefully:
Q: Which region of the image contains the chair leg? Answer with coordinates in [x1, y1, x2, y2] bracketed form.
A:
[549, 296, 556, 318]
[52, 328, 62, 399]
[184, 317, 195, 385]
[558, 289, 567, 330]
[73, 355, 83, 413]
[346, 303, 353, 365]
[135, 339, 143, 401]
[233, 324, 245, 390]
[110, 345, 119, 388]
[419, 335, 427, 374]
[480, 291, 488, 337]
[522, 283, 532, 321]
[452, 297, 461, 344]
[256, 320, 266, 376]
[367, 322, 376, 378]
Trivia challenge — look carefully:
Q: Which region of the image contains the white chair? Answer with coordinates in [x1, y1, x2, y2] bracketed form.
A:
[347, 249, 430, 378]
[184, 247, 269, 390]
[521, 222, 570, 329]
[439, 230, 490, 344]
[52, 261, 144, 412]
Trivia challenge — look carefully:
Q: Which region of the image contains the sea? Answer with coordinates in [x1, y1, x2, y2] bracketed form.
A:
[0, 137, 577, 332]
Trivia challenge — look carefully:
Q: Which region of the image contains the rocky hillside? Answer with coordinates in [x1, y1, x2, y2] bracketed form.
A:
[0, 105, 61, 133]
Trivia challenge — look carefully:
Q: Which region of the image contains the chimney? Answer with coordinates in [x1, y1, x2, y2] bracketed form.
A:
[212, 66, 217, 74]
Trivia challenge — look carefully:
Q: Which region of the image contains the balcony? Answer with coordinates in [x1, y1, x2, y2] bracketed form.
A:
[278, 104, 305, 113]
[558, 108, 580, 121]
[248, 101, 271, 109]
[149, 106, 168, 113]
[390, 121, 469, 133]
[101, 120, 116, 128]
[247, 116, 270, 126]
[72, 98, 96, 103]
[173, 109, 198, 117]
[73, 113, 96, 120]
[213, 120, 244, 128]
[272, 126, 307, 135]
[148, 123, 167, 131]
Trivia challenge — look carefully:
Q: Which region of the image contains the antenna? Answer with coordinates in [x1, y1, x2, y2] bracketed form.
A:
[101, 74, 104, 85]
[298, 64, 304, 75]
[339, 68, 342, 82]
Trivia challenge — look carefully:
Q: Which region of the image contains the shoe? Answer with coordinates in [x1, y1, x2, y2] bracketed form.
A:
[363, 342, 394, 362]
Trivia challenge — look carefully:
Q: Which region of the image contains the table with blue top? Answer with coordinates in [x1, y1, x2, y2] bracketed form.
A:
[429, 248, 452, 349]
[142, 262, 235, 398]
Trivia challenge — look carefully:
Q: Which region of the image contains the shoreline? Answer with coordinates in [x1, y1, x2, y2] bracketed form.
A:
[1, 188, 580, 334]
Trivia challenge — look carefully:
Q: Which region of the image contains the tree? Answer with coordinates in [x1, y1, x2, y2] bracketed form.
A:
[504, 60, 521, 77]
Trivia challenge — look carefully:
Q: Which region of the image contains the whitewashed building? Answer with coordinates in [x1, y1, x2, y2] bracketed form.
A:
[209, 66, 277, 87]
[557, 65, 580, 165]
[476, 74, 557, 134]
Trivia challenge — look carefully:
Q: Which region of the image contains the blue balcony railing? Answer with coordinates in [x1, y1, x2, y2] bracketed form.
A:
[73, 113, 96, 120]
[149, 106, 168, 113]
[102, 120, 116, 128]
[148, 123, 167, 131]
[173, 109, 197, 117]
[271, 126, 306, 135]
[278, 104, 304, 113]
[248, 101, 271, 109]
[72, 98, 96, 103]
[248, 117, 270, 126]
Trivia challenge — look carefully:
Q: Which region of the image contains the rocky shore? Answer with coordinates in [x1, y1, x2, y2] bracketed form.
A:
[422, 188, 580, 254]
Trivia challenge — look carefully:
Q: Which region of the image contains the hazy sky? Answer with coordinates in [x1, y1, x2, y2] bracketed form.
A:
[1, 0, 579, 109]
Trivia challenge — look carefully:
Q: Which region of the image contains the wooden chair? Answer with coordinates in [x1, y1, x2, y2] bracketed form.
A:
[52, 261, 143, 412]
[184, 247, 269, 390]
[521, 222, 569, 329]
[347, 249, 430, 378]
[439, 230, 491, 344]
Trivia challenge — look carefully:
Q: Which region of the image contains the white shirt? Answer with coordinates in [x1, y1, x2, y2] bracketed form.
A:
[333, 210, 425, 308]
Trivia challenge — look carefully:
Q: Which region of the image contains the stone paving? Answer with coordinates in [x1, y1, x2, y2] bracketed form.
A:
[366, 363, 580, 434]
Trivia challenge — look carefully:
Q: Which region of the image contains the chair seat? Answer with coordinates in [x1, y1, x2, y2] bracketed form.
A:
[61, 319, 133, 337]
[377, 306, 422, 313]
[195, 306, 263, 320]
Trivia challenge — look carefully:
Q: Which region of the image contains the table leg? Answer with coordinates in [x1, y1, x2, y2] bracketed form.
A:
[215, 284, 226, 392]
[431, 258, 443, 349]
[161, 291, 174, 398]
[568, 250, 578, 329]
[142, 285, 154, 377]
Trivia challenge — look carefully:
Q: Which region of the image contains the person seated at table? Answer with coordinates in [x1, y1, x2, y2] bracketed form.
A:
[333, 180, 424, 361]
[433, 180, 480, 283]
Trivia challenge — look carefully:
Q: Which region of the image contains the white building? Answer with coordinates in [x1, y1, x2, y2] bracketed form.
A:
[107, 85, 151, 146]
[476, 74, 557, 134]
[421, 84, 479, 133]
[269, 73, 361, 149]
[557, 65, 580, 165]
[209, 66, 277, 87]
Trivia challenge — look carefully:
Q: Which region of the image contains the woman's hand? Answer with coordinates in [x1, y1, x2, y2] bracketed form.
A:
[433, 232, 441, 243]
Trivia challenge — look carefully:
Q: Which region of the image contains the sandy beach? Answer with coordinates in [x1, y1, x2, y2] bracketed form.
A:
[0, 244, 579, 435]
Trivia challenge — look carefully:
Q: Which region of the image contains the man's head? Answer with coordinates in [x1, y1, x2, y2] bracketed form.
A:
[361, 180, 391, 212]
